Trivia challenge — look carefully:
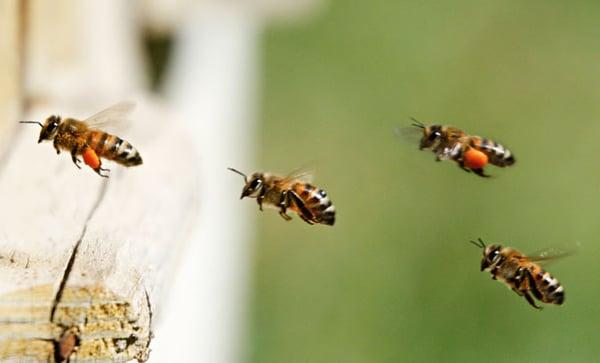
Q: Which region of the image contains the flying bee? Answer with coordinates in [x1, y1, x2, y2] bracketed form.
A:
[411, 118, 515, 177]
[470, 238, 567, 309]
[20, 102, 142, 177]
[228, 168, 335, 226]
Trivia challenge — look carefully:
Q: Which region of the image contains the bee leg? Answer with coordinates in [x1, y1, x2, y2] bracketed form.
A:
[434, 150, 448, 161]
[257, 188, 266, 211]
[95, 170, 110, 178]
[288, 191, 315, 225]
[70, 149, 82, 169]
[458, 162, 471, 173]
[94, 167, 110, 178]
[472, 168, 491, 178]
[512, 267, 529, 289]
[299, 214, 314, 225]
[525, 269, 545, 301]
[278, 191, 292, 221]
[93, 160, 110, 178]
[53, 139, 61, 154]
[512, 278, 542, 309]
[279, 211, 292, 221]
[436, 148, 453, 161]
[522, 291, 542, 310]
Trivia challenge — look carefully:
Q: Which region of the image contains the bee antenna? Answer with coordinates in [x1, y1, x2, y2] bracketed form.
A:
[19, 121, 43, 127]
[409, 117, 425, 129]
[469, 238, 486, 249]
[227, 167, 248, 182]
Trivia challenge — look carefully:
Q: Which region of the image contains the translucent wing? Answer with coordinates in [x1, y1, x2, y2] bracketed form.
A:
[527, 243, 580, 264]
[83, 101, 136, 130]
[280, 167, 315, 185]
[395, 125, 421, 140]
[394, 117, 428, 145]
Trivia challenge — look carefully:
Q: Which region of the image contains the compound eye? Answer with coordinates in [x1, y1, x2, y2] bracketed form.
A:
[249, 179, 262, 190]
[428, 131, 440, 141]
[47, 121, 58, 133]
[490, 250, 499, 261]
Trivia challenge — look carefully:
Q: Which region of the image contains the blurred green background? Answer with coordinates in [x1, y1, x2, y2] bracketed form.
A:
[248, 1, 600, 362]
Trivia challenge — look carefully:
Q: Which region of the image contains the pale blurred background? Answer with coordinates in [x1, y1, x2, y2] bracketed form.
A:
[2, 0, 600, 362]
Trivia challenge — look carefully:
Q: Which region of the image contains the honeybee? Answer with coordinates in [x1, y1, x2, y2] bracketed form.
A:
[471, 238, 566, 309]
[20, 102, 142, 177]
[411, 118, 515, 177]
[228, 168, 335, 225]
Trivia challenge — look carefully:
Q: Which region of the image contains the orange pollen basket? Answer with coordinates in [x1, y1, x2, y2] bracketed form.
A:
[83, 147, 100, 169]
[463, 148, 488, 169]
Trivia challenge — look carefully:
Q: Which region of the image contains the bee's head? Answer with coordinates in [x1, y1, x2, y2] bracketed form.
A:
[481, 244, 503, 271]
[38, 115, 61, 143]
[228, 168, 265, 199]
[19, 115, 60, 143]
[470, 238, 502, 271]
[410, 118, 444, 149]
[418, 124, 443, 150]
[241, 173, 265, 199]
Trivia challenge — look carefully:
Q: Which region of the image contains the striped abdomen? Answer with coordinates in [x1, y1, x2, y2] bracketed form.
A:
[470, 137, 515, 167]
[531, 268, 565, 305]
[292, 183, 336, 225]
[86, 131, 143, 167]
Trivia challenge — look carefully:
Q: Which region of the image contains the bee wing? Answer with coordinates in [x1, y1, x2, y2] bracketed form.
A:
[280, 167, 315, 185]
[83, 101, 136, 131]
[395, 126, 421, 144]
[527, 244, 580, 264]
[394, 120, 424, 141]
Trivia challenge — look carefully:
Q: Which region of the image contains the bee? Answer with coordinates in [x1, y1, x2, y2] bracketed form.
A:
[411, 118, 515, 177]
[20, 102, 142, 177]
[471, 238, 566, 309]
[228, 168, 335, 226]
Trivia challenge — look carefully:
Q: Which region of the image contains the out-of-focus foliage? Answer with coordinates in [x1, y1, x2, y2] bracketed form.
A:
[249, 1, 600, 362]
